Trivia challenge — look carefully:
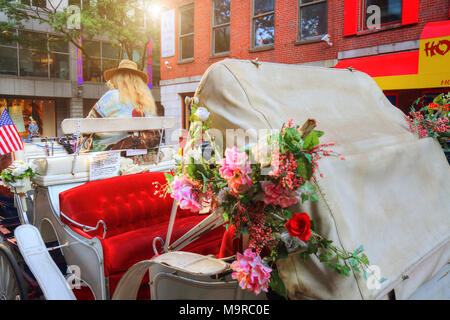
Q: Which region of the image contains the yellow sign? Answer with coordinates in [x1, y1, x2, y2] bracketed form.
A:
[374, 35, 450, 90]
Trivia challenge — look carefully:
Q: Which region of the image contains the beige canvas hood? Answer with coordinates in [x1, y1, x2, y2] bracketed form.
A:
[194, 59, 450, 299]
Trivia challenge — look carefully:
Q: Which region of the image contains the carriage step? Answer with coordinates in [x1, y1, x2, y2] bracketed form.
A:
[14, 224, 76, 300]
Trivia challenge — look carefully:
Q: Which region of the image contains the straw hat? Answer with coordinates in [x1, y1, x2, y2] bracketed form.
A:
[103, 59, 148, 83]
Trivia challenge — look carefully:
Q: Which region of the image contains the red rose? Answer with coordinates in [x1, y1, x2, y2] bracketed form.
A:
[285, 212, 311, 242]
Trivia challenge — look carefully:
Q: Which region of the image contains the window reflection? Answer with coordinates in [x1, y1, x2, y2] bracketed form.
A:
[299, 1, 327, 40]
[179, 4, 195, 60]
[365, 0, 402, 26]
[254, 0, 274, 14]
[50, 53, 70, 80]
[19, 50, 48, 77]
[252, 0, 274, 48]
[214, 0, 231, 25]
[254, 15, 275, 47]
[0, 47, 18, 76]
[214, 26, 230, 54]
[212, 0, 231, 55]
[83, 56, 102, 82]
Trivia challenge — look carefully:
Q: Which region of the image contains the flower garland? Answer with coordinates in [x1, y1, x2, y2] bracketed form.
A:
[1, 160, 36, 185]
[161, 100, 382, 297]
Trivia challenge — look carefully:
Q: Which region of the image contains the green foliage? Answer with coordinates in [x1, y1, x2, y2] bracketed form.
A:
[297, 156, 313, 181]
[0, 0, 161, 69]
[302, 131, 320, 150]
[268, 268, 287, 298]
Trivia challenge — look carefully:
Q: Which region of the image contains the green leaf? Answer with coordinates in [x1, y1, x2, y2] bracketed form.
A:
[310, 193, 319, 202]
[269, 269, 287, 298]
[301, 193, 309, 203]
[297, 156, 313, 180]
[303, 132, 320, 150]
[313, 130, 324, 137]
[360, 253, 370, 265]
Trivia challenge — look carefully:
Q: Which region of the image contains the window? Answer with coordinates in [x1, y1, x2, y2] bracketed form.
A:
[0, 31, 18, 76]
[21, 0, 47, 8]
[1, 30, 70, 79]
[82, 40, 121, 82]
[179, 4, 194, 60]
[364, 0, 402, 28]
[212, 0, 230, 55]
[298, 0, 327, 41]
[252, 0, 274, 48]
[49, 36, 70, 79]
[19, 31, 49, 78]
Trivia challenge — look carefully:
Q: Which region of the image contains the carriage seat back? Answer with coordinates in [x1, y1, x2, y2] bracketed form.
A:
[59, 172, 190, 239]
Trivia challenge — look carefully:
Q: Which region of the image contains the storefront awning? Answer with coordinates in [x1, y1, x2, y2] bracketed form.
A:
[335, 20, 450, 91]
[334, 51, 419, 78]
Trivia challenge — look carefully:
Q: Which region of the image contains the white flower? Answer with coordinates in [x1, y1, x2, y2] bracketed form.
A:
[195, 107, 210, 121]
[187, 148, 202, 162]
[11, 166, 27, 177]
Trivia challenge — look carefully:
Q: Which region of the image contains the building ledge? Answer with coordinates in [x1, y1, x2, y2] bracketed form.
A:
[249, 45, 274, 53]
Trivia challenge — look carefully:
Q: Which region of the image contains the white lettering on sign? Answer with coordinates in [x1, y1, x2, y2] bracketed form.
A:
[161, 9, 175, 58]
[89, 151, 121, 181]
[126, 149, 148, 156]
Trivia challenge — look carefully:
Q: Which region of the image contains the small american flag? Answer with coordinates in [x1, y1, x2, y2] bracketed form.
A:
[0, 109, 24, 155]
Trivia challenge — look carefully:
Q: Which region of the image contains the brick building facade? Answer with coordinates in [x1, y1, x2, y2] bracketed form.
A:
[159, 0, 450, 140]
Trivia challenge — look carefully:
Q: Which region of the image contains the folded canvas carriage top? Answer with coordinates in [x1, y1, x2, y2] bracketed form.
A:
[194, 59, 450, 300]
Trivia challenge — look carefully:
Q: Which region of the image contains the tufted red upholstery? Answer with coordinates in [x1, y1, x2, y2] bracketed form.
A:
[59, 172, 226, 297]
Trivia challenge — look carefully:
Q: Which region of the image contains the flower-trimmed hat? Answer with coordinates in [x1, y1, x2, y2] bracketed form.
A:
[103, 59, 148, 83]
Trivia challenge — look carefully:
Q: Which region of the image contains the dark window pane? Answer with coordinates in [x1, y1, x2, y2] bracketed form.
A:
[0, 30, 17, 46]
[49, 36, 69, 53]
[253, 0, 274, 15]
[213, 0, 230, 25]
[366, 0, 402, 25]
[301, 0, 316, 4]
[19, 31, 47, 52]
[82, 40, 100, 57]
[19, 49, 48, 77]
[180, 35, 194, 60]
[0, 47, 18, 76]
[102, 42, 120, 59]
[300, 2, 327, 39]
[50, 53, 69, 79]
[102, 58, 119, 73]
[214, 25, 230, 53]
[83, 56, 101, 82]
[254, 14, 274, 47]
[180, 6, 194, 35]
[32, 0, 46, 7]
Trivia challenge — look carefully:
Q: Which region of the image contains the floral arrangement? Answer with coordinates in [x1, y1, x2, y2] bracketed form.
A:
[405, 93, 450, 149]
[1, 160, 36, 186]
[161, 100, 381, 297]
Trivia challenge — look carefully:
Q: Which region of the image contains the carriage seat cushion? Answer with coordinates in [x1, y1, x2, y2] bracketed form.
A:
[59, 172, 225, 276]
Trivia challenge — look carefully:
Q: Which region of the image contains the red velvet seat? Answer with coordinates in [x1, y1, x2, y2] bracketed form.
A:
[59, 172, 226, 297]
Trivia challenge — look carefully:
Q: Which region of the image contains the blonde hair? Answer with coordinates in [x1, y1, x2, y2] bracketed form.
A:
[107, 70, 157, 116]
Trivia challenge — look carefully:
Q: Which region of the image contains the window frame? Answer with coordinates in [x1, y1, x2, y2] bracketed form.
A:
[178, 3, 195, 62]
[251, 0, 275, 50]
[361, 0, 403, 31]
[211, 0, 231, 57]
[297, 0, 328, 42]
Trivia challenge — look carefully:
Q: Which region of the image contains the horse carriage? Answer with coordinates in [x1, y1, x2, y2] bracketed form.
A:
[0, 59, 449, 300]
